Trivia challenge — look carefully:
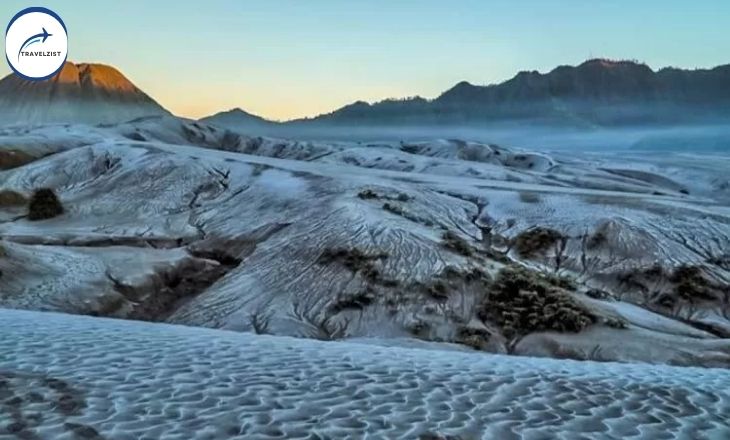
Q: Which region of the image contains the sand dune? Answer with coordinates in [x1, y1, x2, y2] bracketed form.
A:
[1, 308, 729, 439]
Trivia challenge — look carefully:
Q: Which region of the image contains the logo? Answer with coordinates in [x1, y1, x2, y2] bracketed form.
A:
[5, 7, 67, 81]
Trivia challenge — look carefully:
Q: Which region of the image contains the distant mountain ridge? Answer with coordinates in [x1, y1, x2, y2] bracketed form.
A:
[199, 107, 274, 128]
[0, 61, 170, 125]
[440, 59, 730, 103]
[296, 59, 730, 127]
[2, 59, 728, 129]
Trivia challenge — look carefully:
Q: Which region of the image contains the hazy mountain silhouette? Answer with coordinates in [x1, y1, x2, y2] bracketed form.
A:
[2, 59, 728, 133]
[295, 59, 730, 127]
[199, 107, 275, 131]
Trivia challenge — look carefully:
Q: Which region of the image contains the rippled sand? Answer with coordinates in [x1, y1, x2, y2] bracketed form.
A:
[1, 309, 729, 439]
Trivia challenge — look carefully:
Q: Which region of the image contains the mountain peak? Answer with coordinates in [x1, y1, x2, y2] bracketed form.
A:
[59, 62, 140, 93]
[200, 106, 273, 127]
[0, 61, 170, 125]
[218, 107, 258, 117]
[453, 80, 474, 88]
[437, 81, 477, 100]
[579, 58, 649, 69]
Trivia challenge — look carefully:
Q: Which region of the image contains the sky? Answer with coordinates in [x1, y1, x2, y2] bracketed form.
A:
[1, 1, 729, 121]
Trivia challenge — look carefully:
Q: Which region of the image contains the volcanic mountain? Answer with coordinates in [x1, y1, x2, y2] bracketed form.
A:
[0, 61, 170, 125]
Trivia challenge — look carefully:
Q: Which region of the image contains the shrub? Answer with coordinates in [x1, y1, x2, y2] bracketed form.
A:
[456, 327, 492, 350]
[669, 265, 704, 284]
[707, 254, 730, 269]
[329, 289, 376, 313]
[439, 266, 484, 285]
[669, 265, 715, 301]
[0, 189, 27, 207]
[604, 317, 628, 329]
[618, 264, 664, 290]
[542, 272, 577, 291]
[461, 266, 490, 283]
[379, 277, 399, 288]
[586, 230, 607, 250]
[27, 188, 64, 221]
[426, 280, 449, 301]
[318, 247, 385, 268]
[317, 247, 389, 285]
[406, 319, 431, 337]
[357, 189, 379, 200]
[479, 265, 596, 338]
[585, 288, 614, 301]
[513, 227, 563, 258]
[382, 202, 405, 216]
[441, 231, 473, 257]
[519, 192, 541, 203]
[413, 266, 490, 304]
[643, 263, 665, 279]
[358, 189, 410, 202]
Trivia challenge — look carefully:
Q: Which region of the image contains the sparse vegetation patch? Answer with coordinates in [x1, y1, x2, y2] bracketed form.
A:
[329, 288, 376, 313]
[317, 247, 395, 286]
[479, 265, 596, 339]
[441, 265, 489, 284]
[707, 254, 730, 269]
[586, 230, 607, 250]
[542, 272, 578, 291]
[425, 280, 449, 301]
[669, 265, 716, 301]
[585, 288, 614, 301]
[513, 227, 563, 258]
[357, 189, 379, 200]
[357, 188, 411, 202]
[618, 263, 725, 314]
[441, 231, 473, 257]
[604, 317, 628, 329]
[381, 202, 435, 227]
[382, 202, 405, 216]
[412, 265, 492, 304]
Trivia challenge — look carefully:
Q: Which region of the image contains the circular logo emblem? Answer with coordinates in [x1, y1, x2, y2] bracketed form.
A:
[5, 7, 68, 81]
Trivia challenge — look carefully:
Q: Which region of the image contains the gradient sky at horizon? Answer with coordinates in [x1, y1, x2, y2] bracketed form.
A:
[2, 1, 729, 120]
